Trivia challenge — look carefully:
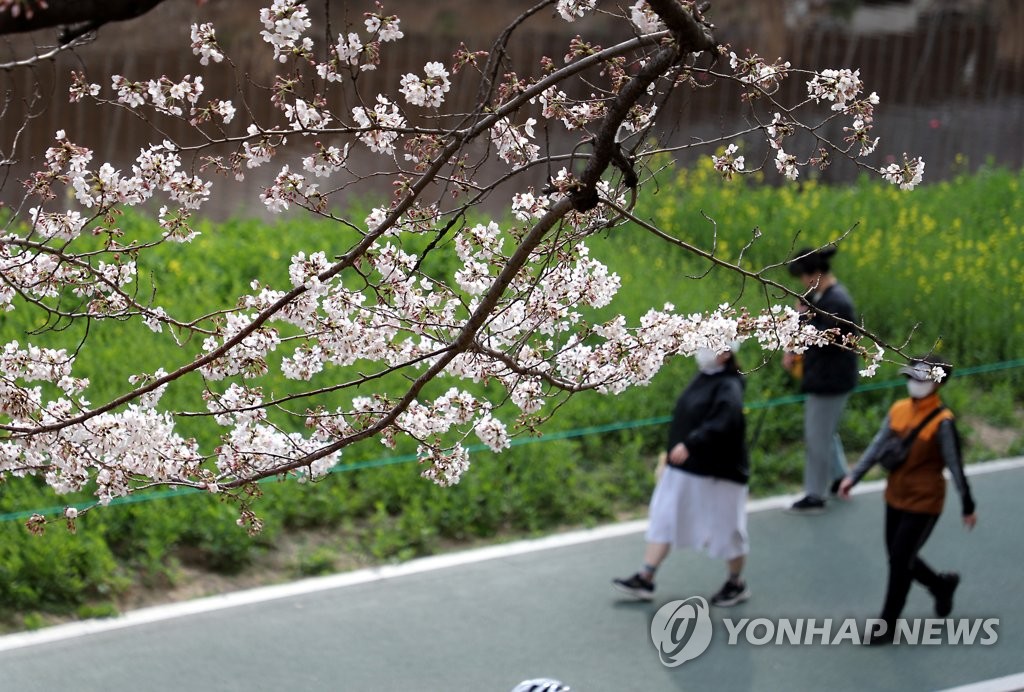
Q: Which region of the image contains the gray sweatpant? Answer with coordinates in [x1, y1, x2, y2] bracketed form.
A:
[803, 392, 850, 499]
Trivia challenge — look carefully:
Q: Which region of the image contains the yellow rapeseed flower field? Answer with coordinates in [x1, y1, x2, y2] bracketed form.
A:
[602, 159, 1024, 366]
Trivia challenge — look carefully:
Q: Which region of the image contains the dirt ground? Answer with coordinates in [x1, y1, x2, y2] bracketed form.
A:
[111, 528, 367, 612]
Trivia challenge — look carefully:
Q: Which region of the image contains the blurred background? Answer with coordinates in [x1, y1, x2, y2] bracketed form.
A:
[2, 0, 1022, 216]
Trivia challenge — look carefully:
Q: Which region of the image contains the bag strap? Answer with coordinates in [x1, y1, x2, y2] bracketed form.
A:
[903, 405, 946, 443]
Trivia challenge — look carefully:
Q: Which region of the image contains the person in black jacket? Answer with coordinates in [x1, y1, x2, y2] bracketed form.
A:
[783, 245, 859, 514]
[613, 345, 751, 606]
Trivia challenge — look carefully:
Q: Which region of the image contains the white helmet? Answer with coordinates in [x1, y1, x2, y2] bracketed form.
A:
[510, 679, 571, 692]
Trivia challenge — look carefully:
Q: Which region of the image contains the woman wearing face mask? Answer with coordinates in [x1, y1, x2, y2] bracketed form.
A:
[784, 245, 860, 514]
[613, 344, 751, 607]
[838, 355, 977, 644]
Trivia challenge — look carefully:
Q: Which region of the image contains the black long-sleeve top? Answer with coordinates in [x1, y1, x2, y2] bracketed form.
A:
[666, 368, 749, 484]
[801, 282, 859, 395]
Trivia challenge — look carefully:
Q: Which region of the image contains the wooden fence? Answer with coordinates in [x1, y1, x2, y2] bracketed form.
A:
[2, 9, 1021, 216]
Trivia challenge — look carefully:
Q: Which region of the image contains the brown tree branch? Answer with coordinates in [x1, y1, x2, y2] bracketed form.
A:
[0, 0, 166, 37]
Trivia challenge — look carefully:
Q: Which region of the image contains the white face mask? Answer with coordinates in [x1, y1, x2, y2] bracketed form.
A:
[906, 379, 935, 399]
[695, 348, 723, 374]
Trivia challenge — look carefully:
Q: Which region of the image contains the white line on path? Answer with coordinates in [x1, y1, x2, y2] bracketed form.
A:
[1, 456, 1021, 655]
[936, 672, 1024, 692]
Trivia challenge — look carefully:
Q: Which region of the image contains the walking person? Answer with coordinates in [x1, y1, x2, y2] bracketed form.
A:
[838, 356, 977, 644]
[612, 345, 750, 606]
[783, 245, 859, 513]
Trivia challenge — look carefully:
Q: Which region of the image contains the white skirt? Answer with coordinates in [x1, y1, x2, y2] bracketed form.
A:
[645, 468, 749, 560]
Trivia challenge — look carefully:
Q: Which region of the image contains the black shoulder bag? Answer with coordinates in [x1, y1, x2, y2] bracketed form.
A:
[875, 406, 946, 472]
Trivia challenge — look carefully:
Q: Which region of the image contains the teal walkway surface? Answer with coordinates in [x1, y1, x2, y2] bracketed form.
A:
[1, 459, 1022, 692]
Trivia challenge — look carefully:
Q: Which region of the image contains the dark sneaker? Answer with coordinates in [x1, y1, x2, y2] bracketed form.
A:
[710, 579, 750, 607]
[785, 495, 826, 514]
[612, 573, 655, 601]
[830, 478, 844, 496]
[867, 629, 895, 646]
[933, 572, 961, 617]
[865, 619, 896, 646]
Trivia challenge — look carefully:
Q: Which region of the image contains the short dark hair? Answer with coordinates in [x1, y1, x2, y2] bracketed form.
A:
[787, 245, 838, 277]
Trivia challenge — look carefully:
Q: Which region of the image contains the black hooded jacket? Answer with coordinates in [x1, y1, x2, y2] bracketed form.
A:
[666, 368, 749, 484]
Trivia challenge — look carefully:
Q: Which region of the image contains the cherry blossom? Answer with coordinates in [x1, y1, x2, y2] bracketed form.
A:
[0, 0, 930, 527]
[399, 62, 451, 108]
[882, 155, 926, 191]
[190, 22, 224, 66]
[556, 0, 597, 23]
[260, 0, 312, 62]
[711, 143, 745, 180]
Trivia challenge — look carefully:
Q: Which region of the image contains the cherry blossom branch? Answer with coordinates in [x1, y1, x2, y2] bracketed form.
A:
[0, 1, 932, 518]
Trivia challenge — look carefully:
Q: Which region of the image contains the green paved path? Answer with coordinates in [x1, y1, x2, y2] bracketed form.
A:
[1, 460, 1022, 692]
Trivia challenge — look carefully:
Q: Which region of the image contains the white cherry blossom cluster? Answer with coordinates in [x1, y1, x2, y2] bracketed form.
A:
[111, 75, 147, 108]
[217, 417, 339, 482]
[711, 143, 745, 180]
[399, 61, 451, 108]
[881, 154, 926, 190]
[765, 112, 793, 151]
[68, 71, 100, 102]
[556, 0, 598, 22]
[28, 207, 86, 242]
[805, 69, 883, 159]
[0, 249, 70, 306]
[392, 389, 507, 459]
[352, 95, 406, 155]
[190, 22, 224, 66]
[146, 75, 205, 117]
[283, 98, 331, 130]
[535, 87, 605, 131]
[729, 52, 792, 95]
[337, 32, 365, 68]
[364, 7, 404, 43]
[32, 133, 210, 221]
[260, 164, 319, 212]
[722, 55, 904, 185]
[775, 148, 800, 181]
[807, 68, 865, 111]
[235, 124, 284, 176]
[0, 342, 82, 396]
[511, 190, 551, 221]
[0, 361, 202, 503]
[490, 117, 540, 166]
[302, 142, 349, 177]
[209, 99, 236, 123]
[44, 129, 92, 174]
[128, 368, 170, 409]
[418, 443, 470, 487]
[860, 344, 885, 377]
[105, 73, 232, 130]
[259, 0, 313, 62]
[630, 1, 665, 33]
[142, 305, 171, 331]
[36, 406, 202, 502]
[200, 313, 282, 380]
[314, 5, 404, 79]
